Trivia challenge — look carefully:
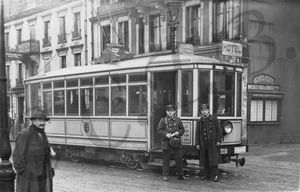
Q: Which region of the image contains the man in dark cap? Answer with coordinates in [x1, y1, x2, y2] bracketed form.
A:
[157, 104, 187, 181]
[195, 104, 222, 182]
[13, 109, 55, 192]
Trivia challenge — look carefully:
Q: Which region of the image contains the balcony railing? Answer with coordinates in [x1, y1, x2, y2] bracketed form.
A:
[17, 39, 40, 53]
[43, 36, 51, 47]
[58, 34, 67, 43]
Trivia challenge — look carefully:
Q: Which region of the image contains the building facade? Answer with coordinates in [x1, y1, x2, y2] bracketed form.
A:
[4, 0, 300, 144]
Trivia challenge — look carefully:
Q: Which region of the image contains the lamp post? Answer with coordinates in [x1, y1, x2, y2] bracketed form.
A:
[165, 0, 182, 53]
[0, 0, 16, 191]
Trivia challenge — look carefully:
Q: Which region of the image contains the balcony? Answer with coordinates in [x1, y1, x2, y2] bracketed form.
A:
[17, 39, 40, 54]
[43, 37, 51, 47]
[11, 78, 24, 93]
[97, 1, 132, 17]
[58, 34, 67, 43]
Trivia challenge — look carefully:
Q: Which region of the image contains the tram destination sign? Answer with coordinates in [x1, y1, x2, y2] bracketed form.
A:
[222, 40, 243, 57]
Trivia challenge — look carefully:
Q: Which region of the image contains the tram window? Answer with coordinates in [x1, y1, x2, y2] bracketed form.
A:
[198, 70, 210, 115]
[80, 88, 93, 116]
[31, 83, 42, 111]
[66, 79, 78, 87]
[43, 91, 52, 115]
[54, 90, 65, 116]
[67, 89, 79, 116]
[182, 71, 193, 116]
[43, 82, 52, 89]
[111, 86, 126, 116]
[236, 73, 242, 116]
[54, 80, 64, 88]
[213, 71, 234, 116]
[80, 78, 93, 86]
[111, 74, 126, 84]
[129, 85, 147, 116]
[129, 73, 147, 82]
[95, 76, 108, 85]
[95, 87, 109, 116]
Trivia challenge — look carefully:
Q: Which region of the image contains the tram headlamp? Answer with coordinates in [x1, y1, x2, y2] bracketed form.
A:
[222, 120, 233, 135]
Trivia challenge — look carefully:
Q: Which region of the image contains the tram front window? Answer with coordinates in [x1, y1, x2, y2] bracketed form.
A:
[213, 71, 235, 116]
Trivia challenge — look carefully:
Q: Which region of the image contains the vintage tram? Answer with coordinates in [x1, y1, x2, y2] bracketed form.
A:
[24, 54, 248, 168]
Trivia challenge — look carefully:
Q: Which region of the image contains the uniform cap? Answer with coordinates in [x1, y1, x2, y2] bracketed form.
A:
[200, 104, 209, 110]
[165, 104, 176, 111]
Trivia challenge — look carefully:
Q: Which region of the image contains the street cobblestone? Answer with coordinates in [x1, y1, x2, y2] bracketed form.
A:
[47, 144, 300, 192]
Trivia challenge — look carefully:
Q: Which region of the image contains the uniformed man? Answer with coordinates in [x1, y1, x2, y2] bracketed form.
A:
[195, 104, 223, 182]
[157, 104, 187, 181]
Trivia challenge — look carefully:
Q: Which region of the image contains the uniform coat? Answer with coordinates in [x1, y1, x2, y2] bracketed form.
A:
[157, 116, 185, 149]
[13, 125, 53, 192]
[195, 115, 222, 167]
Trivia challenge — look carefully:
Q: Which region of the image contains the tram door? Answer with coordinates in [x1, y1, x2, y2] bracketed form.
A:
[151, 71, 177, 150]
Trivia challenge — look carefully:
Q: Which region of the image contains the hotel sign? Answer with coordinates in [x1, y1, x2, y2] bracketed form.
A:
[222, 41, 243, 57]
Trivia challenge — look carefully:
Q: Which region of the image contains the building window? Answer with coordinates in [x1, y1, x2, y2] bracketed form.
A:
[186, 4, 201, 45]
[44, 59, 51, 73]
[213, 0, 241, 42]
[138, 18, 144, 54]
[73, 12, 81, 39]
[17, 28, 22, 44]
[118, 21, 129, 51]
[29, 25, 36, 40]
[43, 20, 51, 46]
[4, 32, 9, 50]
[58, 16, 66, 43]
[149, 15, 162, 52]
[60, 55, 66, 68]
[74, 53, 81, 66]
[250, 99, 280, 122]
[102, 25, 110, 52]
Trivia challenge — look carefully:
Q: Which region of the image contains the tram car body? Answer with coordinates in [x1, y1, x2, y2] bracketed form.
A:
[24, 54, 248, 168]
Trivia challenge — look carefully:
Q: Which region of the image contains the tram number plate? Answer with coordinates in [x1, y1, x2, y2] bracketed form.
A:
[220, 148, 228, 154]
[234, 146, 246, 154]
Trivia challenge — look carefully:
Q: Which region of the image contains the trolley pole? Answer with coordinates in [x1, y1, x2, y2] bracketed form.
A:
[0, 0, 16, 191]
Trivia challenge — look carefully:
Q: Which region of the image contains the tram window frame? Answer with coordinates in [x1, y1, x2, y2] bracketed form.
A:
[54, 89, 65, 116]
[66, 79, 78, 87]
[181, 70, 193, 117]
[128, 85, 147, 116]
[66, 89, 79, 116]
[95, 75, 109, 85]
[111, 74, 126, 84]
[249, 99, 281, 123]
[213, 71, 235, 116]
[80, 87, 93, 116]
[129, 73, 147, 82]
[198, 70, 210, 116]
[31, 83, 42, 112]
[95, 86, 109, 116]
[111, 86, 126, 116]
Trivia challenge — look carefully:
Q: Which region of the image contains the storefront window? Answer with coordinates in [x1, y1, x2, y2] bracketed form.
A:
[95, 87, 109, 116]
[54, 90, 65, 116]
[182, 71, 193, 116]
[111, 86, 126, 116]
[80, 88, 93, 116]
[250, 99, 279, 122]
[129, 85, 147, 116]
[213, 71, 234, 116]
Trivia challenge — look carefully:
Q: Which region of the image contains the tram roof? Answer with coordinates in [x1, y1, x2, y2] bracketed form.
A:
[26, 54, 232, 81]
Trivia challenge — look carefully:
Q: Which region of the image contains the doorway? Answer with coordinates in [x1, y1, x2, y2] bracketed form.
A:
[151, 71, 177, 150]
